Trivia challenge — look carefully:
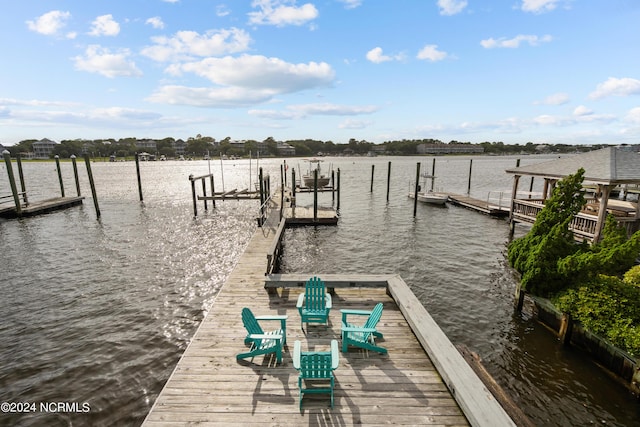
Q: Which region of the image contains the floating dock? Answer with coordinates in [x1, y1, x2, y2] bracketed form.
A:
[143, 192, 516, 426]
[447, 193, 509, 217]
[0, 196, 84, 219]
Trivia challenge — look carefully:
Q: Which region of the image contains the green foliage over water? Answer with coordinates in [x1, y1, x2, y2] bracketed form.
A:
[508, 168, 640, 356]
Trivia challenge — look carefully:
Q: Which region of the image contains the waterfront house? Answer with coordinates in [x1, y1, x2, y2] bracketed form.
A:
[32, 138, 58, 159]
[506, 147, 640, 242]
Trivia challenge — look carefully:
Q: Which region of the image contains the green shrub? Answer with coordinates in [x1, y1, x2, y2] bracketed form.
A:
[623, 265, 640, 286]
[555, 273, 640, 357]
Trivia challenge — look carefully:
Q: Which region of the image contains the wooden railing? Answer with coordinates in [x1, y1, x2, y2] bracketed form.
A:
[511, 199, 639, 240]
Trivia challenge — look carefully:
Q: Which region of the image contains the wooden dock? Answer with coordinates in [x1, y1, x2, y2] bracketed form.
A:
[447, 194, 509, 217]
[0, 196, 84, 219]
[143, 210, 516, 425]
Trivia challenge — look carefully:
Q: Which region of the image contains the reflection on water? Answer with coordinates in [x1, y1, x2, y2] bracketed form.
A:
[0, 156, 638, 426]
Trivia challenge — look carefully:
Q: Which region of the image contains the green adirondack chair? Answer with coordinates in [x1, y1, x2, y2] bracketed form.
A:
[237, 307, 287, 365]
[296, 276, 332, 330]
[293, 340, 339, 410]
[340, 302, 387, 354]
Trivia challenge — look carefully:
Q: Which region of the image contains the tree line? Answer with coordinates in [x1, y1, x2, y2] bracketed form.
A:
[4, 136, 619, 158]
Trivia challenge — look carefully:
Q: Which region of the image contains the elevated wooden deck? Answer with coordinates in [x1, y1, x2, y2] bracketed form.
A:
[144, 211, 516, 425]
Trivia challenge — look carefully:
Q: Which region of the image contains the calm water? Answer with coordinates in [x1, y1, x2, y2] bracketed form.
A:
[0, 156, 638, 426]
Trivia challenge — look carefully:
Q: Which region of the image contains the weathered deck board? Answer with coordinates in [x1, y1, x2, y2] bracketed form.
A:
[143, 220, 471, 426]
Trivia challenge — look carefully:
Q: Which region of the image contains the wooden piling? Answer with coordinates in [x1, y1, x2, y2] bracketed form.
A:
[210, 175, 216, 208]
[313, 169, 318, 222]
[71, 155, 81, 197]
[135, 153, 144, 202]
[202, 179, 208, 211]
[467, 159, 473, 195]
[386, 161, 391, 202]
[83, 154, 101, 219]
[514, 282, 525, 312]
[259, 168, 264, 225]
[189, 175, 197, 216]
[291, 168, 296, 206]
[337, 168, 341, 211]
[370, 164, 375, 192]
[3, 150, 22, 217]
[558, 313, 573, 345]
[16, 154, 28, 206]
[280, 164, 284, 220]
[331, 169, 335, 204]
[55, 155, 65, 197]
[413, 162, 420, 217]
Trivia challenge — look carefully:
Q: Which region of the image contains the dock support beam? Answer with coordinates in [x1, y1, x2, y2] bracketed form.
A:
[370, 164, 375, 193]
[16, 154, 28, 206]
[84, 154, 101, 219]
[135, 153, 144, 202]
[413, 162, 420, 217]
[467, 159, 473, 195]
[386, 161, 391, 202]
[55, 155, 65, 197]
[314, 169, 318, 222]
[71, 155, 81, 196]
[337, 168, 341, 212]
[3, 150, 22, 217]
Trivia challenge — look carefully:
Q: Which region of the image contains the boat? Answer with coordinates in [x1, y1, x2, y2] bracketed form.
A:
[302, 159, 331, 188]
[408, 173, 448, 205]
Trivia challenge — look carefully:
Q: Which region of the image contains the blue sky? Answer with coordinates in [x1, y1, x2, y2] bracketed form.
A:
[1, 0, 640, 146]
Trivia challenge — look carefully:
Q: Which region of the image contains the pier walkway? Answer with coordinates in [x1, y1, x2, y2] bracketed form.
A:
[144, 191, 515, 426]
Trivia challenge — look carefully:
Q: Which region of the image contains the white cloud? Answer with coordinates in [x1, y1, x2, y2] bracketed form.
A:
[416, 44, 448, 62]
[150, 55, 335, 107]
[171, 55, 334, 91]
[521, 0, 559, 14]
[216, 5, 231, 17]
[535, 92, 569, 105]
[573, 105, 593, 116]
[141, 28, 251, 62]
[26, 10, 71, 36]
[146, 17, 165, 29]
[89, 14, 120, 37]
[147, 85, 275, 107]
[481, 34, 552, 48]
[73, 45, 142, 78]
[589, 77, 640, 100]
[366, 47, 391, 63]
[248, 0, 319, 27]
[626, 107, 640, 124]
[437, 0, 468, 16]
[291, 103, 378, 115]
[339, 119, 371, 129]
[339, 0, 363, 9]
[249, 103, 378, 119]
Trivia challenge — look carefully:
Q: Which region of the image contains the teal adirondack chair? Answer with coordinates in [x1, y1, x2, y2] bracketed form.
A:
[296, 276, 332, 330]
[340, 302, 386, 354]
[237, 307, 287, 365]
[293, 340, 339, 410]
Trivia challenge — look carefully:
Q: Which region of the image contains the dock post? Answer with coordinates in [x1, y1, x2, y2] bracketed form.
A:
[16, 153, 28, 206]
[370, 164, 375, 193]
[558, 313, 574, 345]
[337, 168, 341, 212]
[210, 175, 216, 208]
[280, 164, 284, 221]
[291, 168, 296, 206]
[71, 155, 81, 196]
[386, 161, 391, 202]
[314, 169, 318, 222]
[202, 178, 208, 211]
[135, 153, 144, 202]
[3, 150, 22, 217]
[431, 158, 436, 191]
[189, 175, 197, 217]
[331, 169, 335, 204]
[413, 162, 420, 217]
[514, 282, 525, 311]
[55, 155, 65, 197]
[259, 168, 265, 226]
[467, 159, 473, 195]
[83, 154, 101, 219]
